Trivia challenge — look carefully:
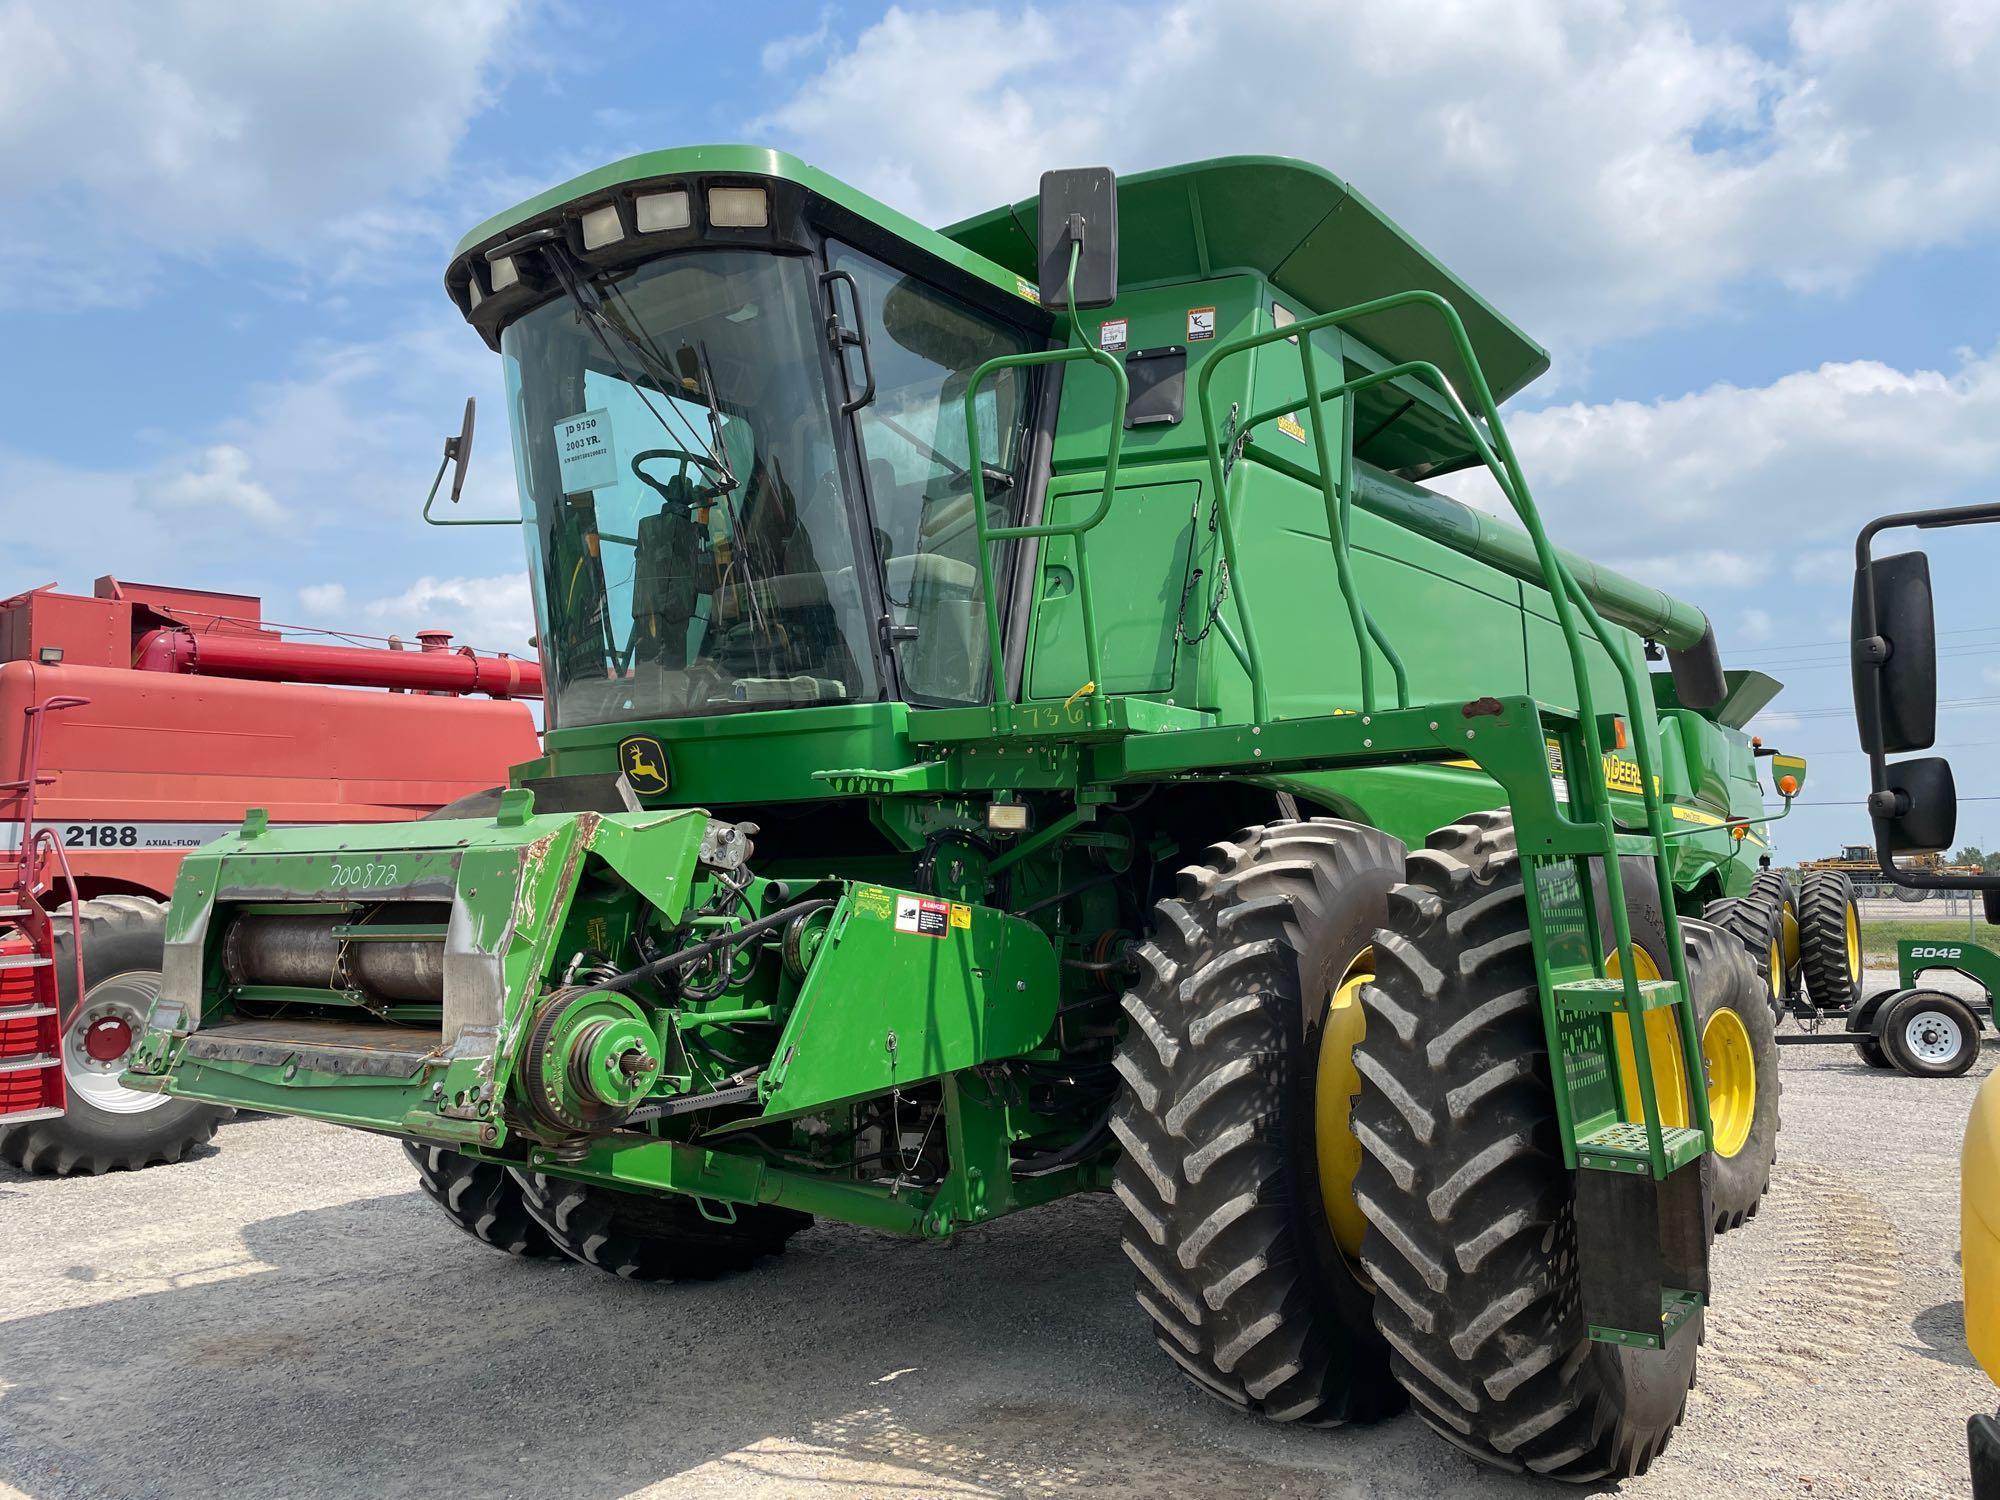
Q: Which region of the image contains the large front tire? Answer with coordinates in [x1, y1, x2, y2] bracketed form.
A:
[404, 1141, 565, 1258]
[1112, 817, 1406, 1424]
[0, 897, 225, 1176]
[511, 1171, 810, 1281]
[1353, 812, 1697, 1481]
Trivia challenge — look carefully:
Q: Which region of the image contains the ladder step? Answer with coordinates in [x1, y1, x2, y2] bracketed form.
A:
[1589, 1288, 1702, 1349]
[0, 1003, 56, 1019]
[0, 1052, 59, 1075]
[1555, 977, 1681, 1014]
[1576, 1122, 1705, 1174]
[0, 906, 32, 919]
[0, 1105, 65, 1125]
[0, 955, 51, 971]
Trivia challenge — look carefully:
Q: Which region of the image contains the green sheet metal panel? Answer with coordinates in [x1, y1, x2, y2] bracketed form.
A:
[760, 884, 1058, 1118]
[1192, 467, 1534, 720]
[1027, 480, 1198, 700]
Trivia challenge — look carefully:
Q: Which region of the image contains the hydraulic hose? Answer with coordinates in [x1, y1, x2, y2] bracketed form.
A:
[579, 897, 835, 997]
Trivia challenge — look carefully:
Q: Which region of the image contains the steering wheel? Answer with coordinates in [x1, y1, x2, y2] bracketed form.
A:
[631, 447, 729, 506]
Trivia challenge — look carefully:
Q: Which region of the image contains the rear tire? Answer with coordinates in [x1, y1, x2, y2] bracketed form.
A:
[1353, 812, 1696, 1480]
[1699, 895, 1786, 1021]
[511, 1171, 810, 1281]
[1799, 871, 1862, 1009]
[404, 1141, 564, 1258]
[1749, 869, 1800, 996]
[1112, 817, 1406, 1424]
[1878, 990, 1981, 1078]
[0, 897, 225, 1176]
[1681, 919, 1780, 1233]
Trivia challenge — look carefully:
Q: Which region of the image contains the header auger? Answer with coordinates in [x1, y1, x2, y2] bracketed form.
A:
[129, 148, 1798, 1481]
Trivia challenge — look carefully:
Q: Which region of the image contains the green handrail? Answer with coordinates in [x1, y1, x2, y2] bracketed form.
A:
[962, 245, 1131, 727]
[1194, 290, 1708, 1172]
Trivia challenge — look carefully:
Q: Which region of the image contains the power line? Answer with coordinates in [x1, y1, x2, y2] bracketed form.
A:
[1777, 796, 2000, 806]
[1722, 622, 2000, 659]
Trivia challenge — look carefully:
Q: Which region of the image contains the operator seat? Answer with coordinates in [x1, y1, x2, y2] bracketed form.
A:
[631, 473, 705, 670]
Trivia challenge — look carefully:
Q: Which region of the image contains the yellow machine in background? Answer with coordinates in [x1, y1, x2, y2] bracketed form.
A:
[1970, 1071, 2000, 1491]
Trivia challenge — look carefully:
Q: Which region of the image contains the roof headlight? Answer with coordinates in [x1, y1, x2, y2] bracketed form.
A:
[707, 186, 769, 228]
[579, 203, 624, 250]
[634, 189, 691, 233]
[488, 255, 519, 292]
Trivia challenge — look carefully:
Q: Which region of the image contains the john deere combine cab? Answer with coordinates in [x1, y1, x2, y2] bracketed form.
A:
[128, 150, 1797, 1480]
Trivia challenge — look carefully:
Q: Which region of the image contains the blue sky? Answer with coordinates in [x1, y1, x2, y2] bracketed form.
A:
[6, 0, 2000, 860]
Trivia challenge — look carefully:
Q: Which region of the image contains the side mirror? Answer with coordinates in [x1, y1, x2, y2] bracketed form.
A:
[1851, 549, 1936, 753]
[445, 397, 476, 505]
[1870, 754, 1957, 853]
[423, 396, 517, 527]
[1983, 886, 2000, 926]
[1037, 167, 1118, 310]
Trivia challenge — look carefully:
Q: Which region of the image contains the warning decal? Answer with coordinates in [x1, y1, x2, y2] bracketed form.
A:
[1186, 306, 1217, 341]
[1276, 413, 1308, 443]
[1099, 318, 1128, 352]
[895, 895, 951, 938]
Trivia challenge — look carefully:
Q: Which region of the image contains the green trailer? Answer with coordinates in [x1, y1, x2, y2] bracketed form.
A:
[127, 150, 1798, 1481]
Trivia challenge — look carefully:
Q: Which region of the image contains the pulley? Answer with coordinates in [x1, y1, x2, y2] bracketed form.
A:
[520, 988, 663, 1135]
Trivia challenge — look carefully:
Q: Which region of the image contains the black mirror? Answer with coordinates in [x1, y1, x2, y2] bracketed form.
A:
[1852, 549, 1936, 753]
[445, 396, 477, 505]
[1983, 886, 2000, 926]
[423, 396, 515, 527]
[1871, 754, 1957, 853]
[1037, 167, 1118, 310]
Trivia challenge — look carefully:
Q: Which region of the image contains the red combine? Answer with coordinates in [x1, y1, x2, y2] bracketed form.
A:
[0, 576, 540, 1175]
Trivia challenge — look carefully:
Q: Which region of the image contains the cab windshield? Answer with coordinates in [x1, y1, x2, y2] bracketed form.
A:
[504, 250, 878, 725]
[502, 245, 1036, 728]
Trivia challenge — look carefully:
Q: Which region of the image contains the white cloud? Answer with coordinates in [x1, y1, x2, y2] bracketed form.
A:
[1465, 348, 2000, 579]
[0, 309, 523, 618]
[762, 7, 840, 72]
[150, 445, 283, 524]
[349, 573, 536, 655]
[757, 0, 2000, 353]
[0, 0, 526, 306]
[1602, 548, 1770, 590]
[297, 583, 349, 616]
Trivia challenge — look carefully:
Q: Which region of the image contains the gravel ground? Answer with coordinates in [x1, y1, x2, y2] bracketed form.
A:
[1, 971, 1992, 1500]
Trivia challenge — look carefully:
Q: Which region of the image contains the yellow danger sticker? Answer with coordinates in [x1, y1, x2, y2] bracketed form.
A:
[949, 903, 972, 929]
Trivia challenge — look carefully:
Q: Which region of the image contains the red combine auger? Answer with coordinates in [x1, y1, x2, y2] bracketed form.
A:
[0, 576, 541, 1174]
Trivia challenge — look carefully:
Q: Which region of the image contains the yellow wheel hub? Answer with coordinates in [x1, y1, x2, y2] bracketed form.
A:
[1845, 900, 1862, 981]
[1608, 946, 1691, 1131]
[1701, 1005, 1756, 1159]
[1780, 904, 1800, 973]
[1315, 949, 1372, 1261]
[1767, 937, 1785, 1006]
[1607, 944, 1758, 1160]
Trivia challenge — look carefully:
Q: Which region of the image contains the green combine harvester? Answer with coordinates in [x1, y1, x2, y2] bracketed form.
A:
[128, 149, 1799, 1480]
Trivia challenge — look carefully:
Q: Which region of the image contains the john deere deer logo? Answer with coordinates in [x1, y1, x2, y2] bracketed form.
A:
[618, 735, 670, 795]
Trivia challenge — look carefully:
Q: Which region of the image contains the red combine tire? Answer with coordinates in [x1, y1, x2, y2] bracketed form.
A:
[0, 897, 226, 1176]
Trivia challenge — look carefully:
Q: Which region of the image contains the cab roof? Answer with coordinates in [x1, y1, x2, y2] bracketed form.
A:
[450, 144, 1032, 304]
[944, 155, 1551, 405]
